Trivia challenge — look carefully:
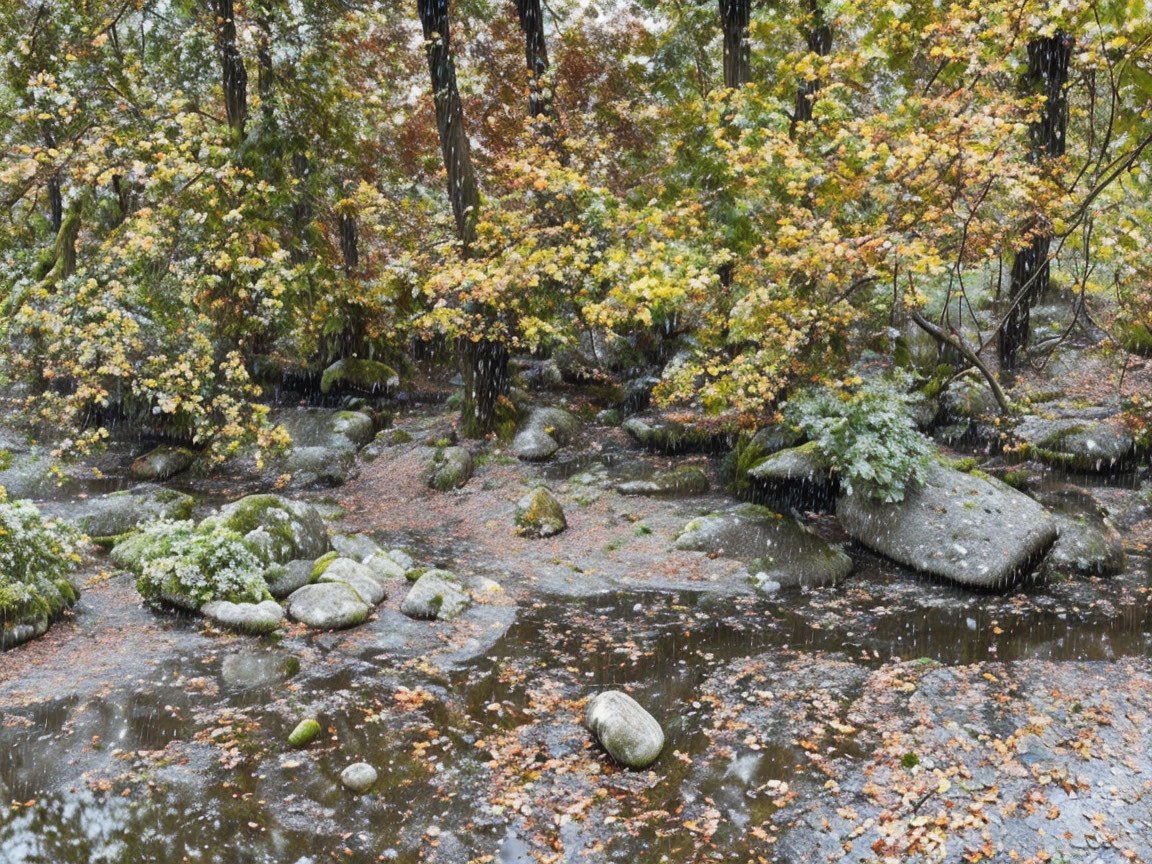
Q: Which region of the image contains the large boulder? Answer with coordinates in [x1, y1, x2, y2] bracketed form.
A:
[1015, 408, 1135, 473]
[209, 495, 329, 565]
[836, 462, 1058, 588]
[512, 407, 580, 461]
[584, 691, 664, 769]
[675, 504, 852, 591]
[129, 445, 196, 481]
[286, 582, 371, 630]
[401, 570, 471, 621]
[425, 447, 474, 491]
[616, 465, 709, 497]
[514, 487, 567, 538]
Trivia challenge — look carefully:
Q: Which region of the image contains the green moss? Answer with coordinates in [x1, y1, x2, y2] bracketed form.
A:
[310, 551, 338, 579]
[288, 718, 321, 748]
[320, 358, 399, 394]
[388, 429, 413, 445]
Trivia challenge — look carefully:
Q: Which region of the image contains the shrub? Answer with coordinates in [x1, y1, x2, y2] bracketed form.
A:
[784, 374, 934, 503]
[134, 520, 270, 609]
[0, 500, 83, 625]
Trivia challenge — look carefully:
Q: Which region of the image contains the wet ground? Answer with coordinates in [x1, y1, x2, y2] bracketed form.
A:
[3, 406, 1152, 863]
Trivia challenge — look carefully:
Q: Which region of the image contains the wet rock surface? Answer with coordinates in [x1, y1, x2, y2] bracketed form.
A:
[837, 462, 1058, 588]
[675, 503, 852, 590]
[4, 404, 1152, 864]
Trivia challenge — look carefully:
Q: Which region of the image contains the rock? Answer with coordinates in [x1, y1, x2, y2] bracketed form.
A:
[265, 559, 314, 599]
[364, 552, 407, 581]
[514, 487, 567, 538]
[50, 486, 194, 542]
[675, 504, 852, 590]
[616, 465, 709, 497]
[320, 358, 399, 395]
[289, 718, 321, 748]
[129, 445, 195, 481]
[275, 407, 375, 452]
[0, 445, 67, 500]
[286, 582, 371, 630]
[511, 357, 563, 390]
[1016, 409, 1135, 473]
[387, 548, 414, 571]
[282, 446, 355, 488]
[340, 762, 378, 794]
[836, 462, 1058, 588]
[331, 533, 383, 562]
[746, 441, 837, 512]
[584, 691, 664, 769]
[512, 407, 580, 461]
[315, 557, 386, 605]
[329, 411, 375, 447]
[1033, 485, 1125, 576]
[401, 570, 471, 621]
[426, 447, 474, 491]
[623, 414, 730, 454]
[1049, 512, 1125, 576]
[749, 423, 805, 455]
[210, 495, 329, 564]
[201, 599, 284, 634]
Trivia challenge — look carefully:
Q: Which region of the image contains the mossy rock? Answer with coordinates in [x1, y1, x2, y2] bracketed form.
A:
[425, 447, 474, 492]
[289, 718, 321, 748]
[129, 445, 196, 481]
[515, 487, 567, 538]
[208, 494, 330, 564]
[616, 465, 709, 497]
[320, 358, 400, 395]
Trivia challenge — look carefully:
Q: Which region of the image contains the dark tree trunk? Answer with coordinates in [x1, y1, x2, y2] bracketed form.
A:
[340, 211, 359, 274]
[417, 1, 505, 435]
[460, 337, 510, 438]
[514, 0, 554, 122]
[998, 33, 1070, 370]
[417, 0, 481, 249]
[719, 0, 751, 88]
[790, 0, 832, 137]
[212, 0, 248, 141]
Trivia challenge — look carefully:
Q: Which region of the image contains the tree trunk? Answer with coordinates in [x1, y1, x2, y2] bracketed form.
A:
[417, 0, 481, 249]
[460, 337, 511, 438]
[998, 33, 1070, 370]
[514, 0, 554, 123]
[719, 0, 751, 88]
[290, 151, 312, 264]
[417, 1, 505, 435]
[790, 0, 832, 138]
[212, 0, 248, 142]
